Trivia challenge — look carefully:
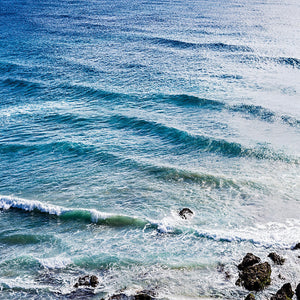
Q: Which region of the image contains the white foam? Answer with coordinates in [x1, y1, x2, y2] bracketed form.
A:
[39, 257, 73, 269]
[0, 195, 69, 215]
[89, 208, 114, 222]
[152, 210, 193, 233]
[0, 101, 71, 118]
[195, 219, 300, 248]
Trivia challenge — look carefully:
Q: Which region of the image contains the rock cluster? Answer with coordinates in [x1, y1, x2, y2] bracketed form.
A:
[71, 241, 300, 300]
[237, 249, 300, 300]
[236, 253, 271, 291]
[74, 275, 99, 288]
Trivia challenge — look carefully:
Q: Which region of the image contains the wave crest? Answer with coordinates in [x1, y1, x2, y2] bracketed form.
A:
[0, 195, 148, 228]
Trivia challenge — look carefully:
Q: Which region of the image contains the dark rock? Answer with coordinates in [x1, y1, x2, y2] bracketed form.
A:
[108, 293, 155, 300]
[134, 294, 153, 300]
[238, 253, 261, 271]
[270, 283, 294, 300]
[279, 283, 294, 299]
[237, 262, 271, 291]
[268, 252, 285, 265]
[278, 274, 286, 280]
[74, 275, 99, 288]
[179, 208, 194, 219]
[296, 283, 300, 300]
[90, 275, 99, 287]
[236, 278, 242, 286]
[245, 293, 255, 300]
[137, 289, 157, 298]
[292, 243, 300, 250]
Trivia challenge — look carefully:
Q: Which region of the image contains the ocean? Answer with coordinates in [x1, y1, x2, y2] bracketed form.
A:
[0, 0, 299, 299]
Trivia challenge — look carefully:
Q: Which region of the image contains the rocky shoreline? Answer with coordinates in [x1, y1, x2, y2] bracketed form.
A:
[234, 251, 299, 300]
[69, 244, 300, 300]
[69, 210, 299, 300]
[64, 212, 300, 300]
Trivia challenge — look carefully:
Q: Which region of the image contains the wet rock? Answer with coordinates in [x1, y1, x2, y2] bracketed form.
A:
[245, 293, 255, 300]
[279, 283, 294, 299]
[90, 275, 99, 287]
[108, 293, 154, 300]
[238, 253, 261, 271]
[237, 262, 271, 291]
[278, 274, 286, 280]
[268, 252, 285, 265]
[270, 283, 294, 300]
[74, 275, 99, 288]
[296, 283, 300, 300]
[134, 293, 153, 300]
[292, 243, 300, 250]
[179, 208, 194, 219]
[137, 289, 157, 298]
[236, 278, 242, 286]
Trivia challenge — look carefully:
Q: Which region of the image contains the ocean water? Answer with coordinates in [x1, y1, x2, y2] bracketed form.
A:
[0, 0, 299, 299]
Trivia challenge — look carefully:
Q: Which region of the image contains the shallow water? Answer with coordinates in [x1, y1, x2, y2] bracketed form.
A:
[0, 0, 299, 299]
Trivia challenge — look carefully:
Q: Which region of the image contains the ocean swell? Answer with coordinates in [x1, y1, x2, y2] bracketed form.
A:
[150, 37, 253, 52]
[109, 114, 297, 162]
[157, 93, 300, 128]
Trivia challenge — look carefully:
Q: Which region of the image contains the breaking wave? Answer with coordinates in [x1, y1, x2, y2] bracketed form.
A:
[0, 195, 149, 228]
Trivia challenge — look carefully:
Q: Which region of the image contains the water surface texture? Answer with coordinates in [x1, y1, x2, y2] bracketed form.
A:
[0, 0, 299, 299]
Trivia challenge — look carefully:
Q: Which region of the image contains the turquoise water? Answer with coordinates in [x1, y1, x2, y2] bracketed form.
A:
[0, 0, 299, 298]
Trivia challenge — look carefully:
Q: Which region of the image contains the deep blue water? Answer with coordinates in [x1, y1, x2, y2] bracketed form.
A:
[0, 0, 299, 299]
